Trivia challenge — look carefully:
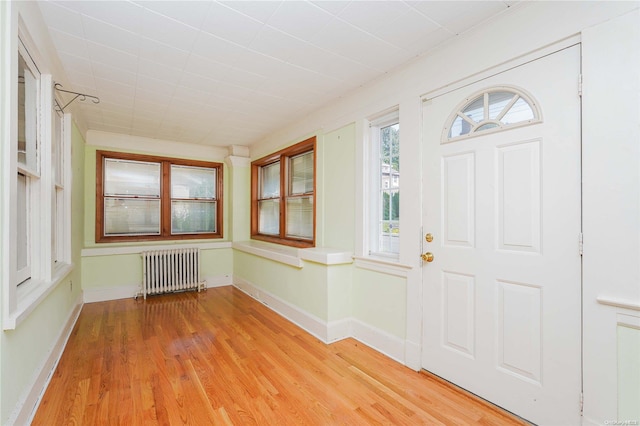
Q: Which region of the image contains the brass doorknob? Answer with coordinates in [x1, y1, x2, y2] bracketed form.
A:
[421, 252, 434, 262]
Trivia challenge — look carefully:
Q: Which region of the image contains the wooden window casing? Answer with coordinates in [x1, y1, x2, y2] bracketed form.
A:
[251, 137, 316, 248]
[96, 150, 223, 243]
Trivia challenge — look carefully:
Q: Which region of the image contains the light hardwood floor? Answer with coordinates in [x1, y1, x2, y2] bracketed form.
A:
[33, 286, 527, 425]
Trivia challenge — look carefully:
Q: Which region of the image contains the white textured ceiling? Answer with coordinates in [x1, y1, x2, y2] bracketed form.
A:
[39, 1, 516, 147]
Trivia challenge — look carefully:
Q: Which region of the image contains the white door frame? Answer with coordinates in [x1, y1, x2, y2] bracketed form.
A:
[405, 34, 583, 372]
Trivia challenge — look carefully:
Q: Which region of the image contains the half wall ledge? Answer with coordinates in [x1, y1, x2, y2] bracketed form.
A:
[232, 241, 353, 267]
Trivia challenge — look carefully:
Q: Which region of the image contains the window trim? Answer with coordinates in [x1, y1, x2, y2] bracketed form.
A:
[95, 150, 223, 243]
[442, 85, 541, 143]
[368, 110, 400, 259]
[250, 137, 316, 248]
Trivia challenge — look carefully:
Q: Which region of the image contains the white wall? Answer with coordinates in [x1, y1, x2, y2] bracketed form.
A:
[582, 9, 640, 425]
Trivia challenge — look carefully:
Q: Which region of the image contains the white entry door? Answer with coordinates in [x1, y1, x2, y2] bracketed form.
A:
[421, 45, 582, 425]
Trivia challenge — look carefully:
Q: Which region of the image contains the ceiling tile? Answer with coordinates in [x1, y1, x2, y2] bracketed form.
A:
[78, 1, 144, 34]
[55, 52, 94, 76]
[366, 9, 441, 49]
[134, 1, 212, 29]
[286, 44, 378, 82]
[248, 26, 311, 62]
[38, 1, 85, 38]
[93, 76, 135, 96]
[219, 1, 282, 24]
[200, 2, 265, 47]
[311, 1, 351, 16]
[191, 31, 245, 65]
[86, 41, 138, 73]
[337, 1, 410, 35]
[48, 28, 88, 57]
[38, 0, 515, 147]
[231, 50, 289, 78]
[310, 18, 410, 70]
[186, 55, 266, 89]
[135, 78, 177, 99]
[138, 9, 200, 52]
[81, 15, 140, 56]
[409, 1, 508, 35]
[266, 1, 333, 41]
[92, 63, 137, 86]
[138, 38, 190, 71]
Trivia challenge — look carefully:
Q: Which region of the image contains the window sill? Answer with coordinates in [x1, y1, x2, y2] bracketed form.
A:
[82, 241, 232, 257]
[353, 255, 413, 277]
[4, 263, 74, 330]
[233, 241, 353, 267]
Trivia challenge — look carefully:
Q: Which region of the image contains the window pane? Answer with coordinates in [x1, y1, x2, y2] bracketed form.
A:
[104, 159, 160, 197]
[488, 91, 515, 119]
[18, 53, 38, 171]
[171, 165, 216, 199]
[17, 173, 29, 272]
[260, 162, 280, 198]
[502, 97, 535, 124]
[53, 109, 63, 187]
[289, 151, 313, 195]
[449, 115, 473, 138]
[258, 199, 280, 235]
[104, 198, 160, 235]
[172, 200, 216, 234]
[286, 196, 313, 239]
[462, 95, 484, 123]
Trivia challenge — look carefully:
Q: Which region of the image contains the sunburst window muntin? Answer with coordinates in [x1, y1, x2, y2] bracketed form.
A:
[442, 86, 541, 143]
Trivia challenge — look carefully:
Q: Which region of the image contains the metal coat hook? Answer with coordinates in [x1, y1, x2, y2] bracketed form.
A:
[54, 83, 100, 112]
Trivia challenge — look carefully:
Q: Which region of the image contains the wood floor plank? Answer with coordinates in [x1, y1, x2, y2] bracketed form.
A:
[33, 286, 528, 425]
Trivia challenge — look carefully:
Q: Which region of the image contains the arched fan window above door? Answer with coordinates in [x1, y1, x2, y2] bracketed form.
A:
[443, 86, 541, 143]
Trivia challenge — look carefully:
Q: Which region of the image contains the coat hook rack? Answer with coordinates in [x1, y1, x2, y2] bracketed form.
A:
[54, 83, 100, 112]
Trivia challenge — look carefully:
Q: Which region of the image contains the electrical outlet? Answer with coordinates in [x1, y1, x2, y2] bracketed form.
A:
[69, 280, 73, 291]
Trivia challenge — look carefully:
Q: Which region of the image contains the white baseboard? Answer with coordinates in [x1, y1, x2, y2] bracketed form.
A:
[233, 276, 329, 342]
[9, 292, 83, 426]
[327, 318, 352, 343]
[232, 276, 406, 365]
[83, 275, 233, 303]
[204, 274, 233, 288]
[350, 318, 406, 364]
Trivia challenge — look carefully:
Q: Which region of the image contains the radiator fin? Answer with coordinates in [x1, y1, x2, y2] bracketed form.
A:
[140, 248, 204, 299]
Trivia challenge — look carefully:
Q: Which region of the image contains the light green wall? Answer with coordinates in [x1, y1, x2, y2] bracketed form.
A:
[327, 265, 352, 322]
[234, 124, 406, 341]
[319, 124, 355, 251]
[227, 160, 250, 242]
[618, 324, 640, 421]
[234, 251, 328, 320]
[352, 268, 406, 339]
[81, 143, 235, 292]
[0, 121, 85, 423]
[82, 248, 233, 291]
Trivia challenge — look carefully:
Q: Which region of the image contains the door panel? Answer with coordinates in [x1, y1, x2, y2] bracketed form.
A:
[421, 45, 582, 425]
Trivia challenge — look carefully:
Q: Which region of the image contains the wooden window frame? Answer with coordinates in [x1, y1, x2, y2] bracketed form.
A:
[251, 137, 316, 248]
[96, 150, 223, 243]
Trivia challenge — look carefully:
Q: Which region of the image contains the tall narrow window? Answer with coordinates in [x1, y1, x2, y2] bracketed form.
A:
[16, 44, 41, 285]
[52, 104, 65, 265]
[96, 151, 223, 242]
[369, 111, 400, 257]
[251, 137, 316, 248]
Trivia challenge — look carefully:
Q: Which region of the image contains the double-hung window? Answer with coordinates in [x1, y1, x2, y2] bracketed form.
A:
[96, 151, 223, 242]
[251, 137, 316, 248]
[16, 43, 41, 285]
[369, 111, 400, 257]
